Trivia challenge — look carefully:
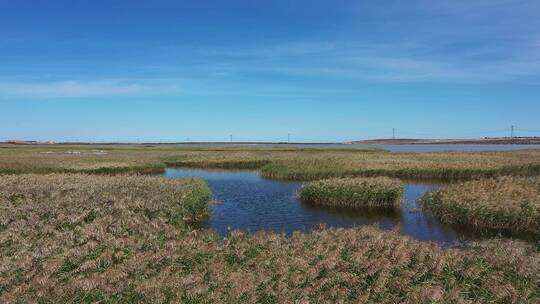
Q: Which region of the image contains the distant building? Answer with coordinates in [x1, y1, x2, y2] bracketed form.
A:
[5, 140, 54, 145]
[7, 140, 35, 144]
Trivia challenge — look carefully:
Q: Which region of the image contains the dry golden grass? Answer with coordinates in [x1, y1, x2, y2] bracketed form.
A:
[1, 174, 539, 303]
[163, 146, 540, 178]
[0, 174, 211, 301]
[258, 150, 540, 180]
[0, 145, 169, 174]
[299, 177, 403, 209]
[2, 145, 540, 181]
[423, 176, 540, 235]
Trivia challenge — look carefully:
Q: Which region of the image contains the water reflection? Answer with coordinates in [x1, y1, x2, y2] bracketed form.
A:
[165, 168, 518, 245]
[166, 143, 540, 153]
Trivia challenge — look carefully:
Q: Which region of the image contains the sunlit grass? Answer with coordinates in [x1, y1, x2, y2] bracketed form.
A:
[2, 145, 540, 181]
[299, 177, 403, 209]
[259, 158, 540, 181]
[1, 169, 539, 302]
[423, 176, 540, 236]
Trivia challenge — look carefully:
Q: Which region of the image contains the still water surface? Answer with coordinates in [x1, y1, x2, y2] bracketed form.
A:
[164, 168, 485, 245]
[168, 143, 540, 153]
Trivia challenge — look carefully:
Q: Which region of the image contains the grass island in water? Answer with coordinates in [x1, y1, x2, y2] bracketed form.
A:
[299, 177, 403, 209]
[423, 175, 540, 236]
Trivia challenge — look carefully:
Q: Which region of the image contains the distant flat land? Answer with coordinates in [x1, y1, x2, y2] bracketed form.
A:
[349, 137, 540, 145]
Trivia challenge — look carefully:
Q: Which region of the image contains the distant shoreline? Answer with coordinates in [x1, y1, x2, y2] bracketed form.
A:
[1, 141, 342, 146]
[348, 137, 540, 145]
[3, 137, 540, 146]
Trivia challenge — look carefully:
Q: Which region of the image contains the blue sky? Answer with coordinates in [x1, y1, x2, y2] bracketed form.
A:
[1, 0, 539, 142]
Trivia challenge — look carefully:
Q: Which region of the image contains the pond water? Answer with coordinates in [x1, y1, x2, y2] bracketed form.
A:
[346, 143, 540, 153]
[165, 168, 485, 245]
[168, 143, 540, 153]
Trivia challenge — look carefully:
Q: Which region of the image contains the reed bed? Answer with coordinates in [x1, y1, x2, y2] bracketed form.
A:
[166, 159, 271, 169]
[2, 145, 540, 181]
[259, 160, 540, 181]
[299, 177, 403, 209]
[423, 176, 540, 236]
[1, 173, 539, 302]
[0, 145, 170, 175]
[1, 146, 540, 302]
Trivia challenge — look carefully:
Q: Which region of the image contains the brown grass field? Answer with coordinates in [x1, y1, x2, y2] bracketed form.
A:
[0, 174, 539, 303]
[1, 144, 540, 181]
[1, 145, 540, 302]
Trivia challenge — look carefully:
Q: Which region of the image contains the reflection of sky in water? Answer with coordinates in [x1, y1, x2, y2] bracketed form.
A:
[167, 143, 540, 153]
[165, 168, 510, 245]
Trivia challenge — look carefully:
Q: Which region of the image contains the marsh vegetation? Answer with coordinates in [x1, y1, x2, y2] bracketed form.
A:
[299, 177, 403, 209]
[2, 144, 540, 181]
[423, 176, 540, 236]
[1, 145, 540, 302]
[0, 174, 538, 302]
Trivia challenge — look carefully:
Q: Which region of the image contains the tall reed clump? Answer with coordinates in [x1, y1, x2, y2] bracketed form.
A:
[299, 177, 403, 209]
[423, 176, 540, 236]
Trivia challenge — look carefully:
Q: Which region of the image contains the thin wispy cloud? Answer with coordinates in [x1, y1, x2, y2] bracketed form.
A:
[202, 42, 338, 58]
[3, 37, 537, 101]
[183, 0, 540, 84]
[199, 39, 540, 83]
[1, 0, 538, 142]
[0, 79, 182, 98]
